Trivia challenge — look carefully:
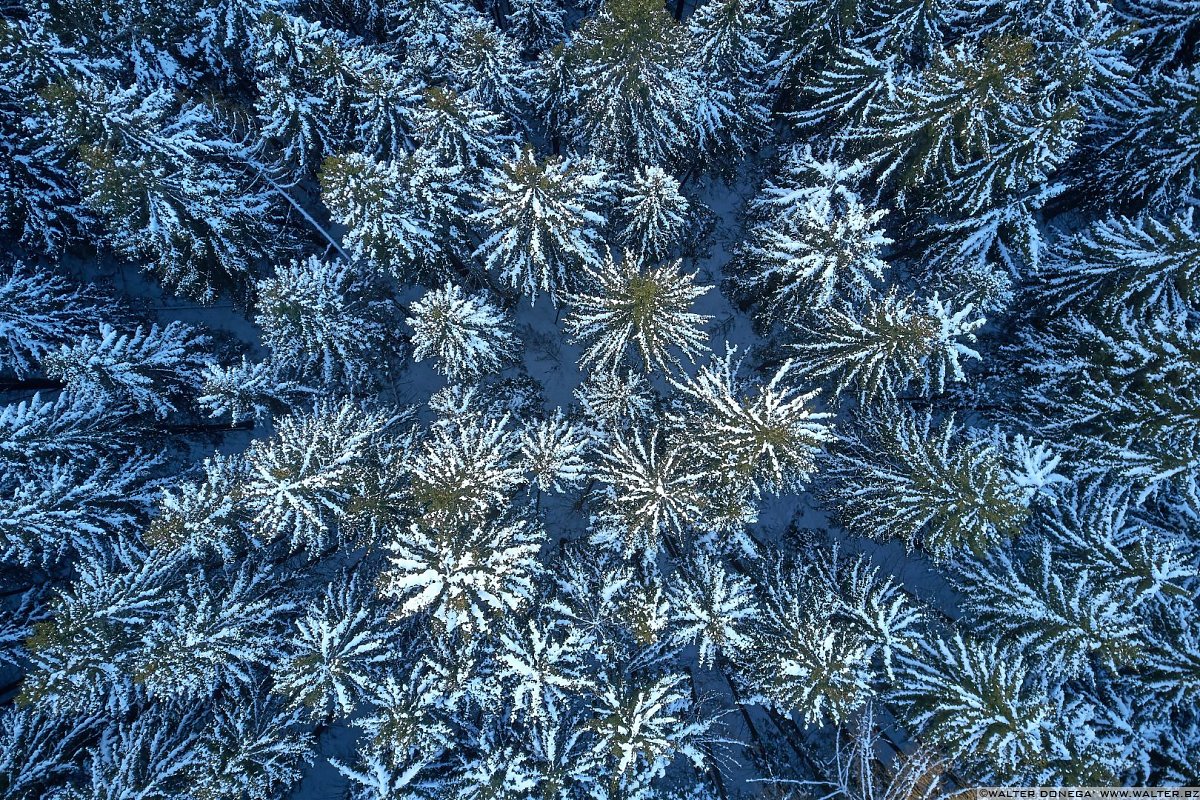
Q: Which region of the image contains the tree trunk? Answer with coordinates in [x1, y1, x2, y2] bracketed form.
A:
[688, 668, 729, 800]
[160, 420, 255, 435]
[0, 378, 65, 392]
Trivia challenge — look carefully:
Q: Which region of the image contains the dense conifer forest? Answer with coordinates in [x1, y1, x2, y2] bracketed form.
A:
[0, 0, 1198, 795]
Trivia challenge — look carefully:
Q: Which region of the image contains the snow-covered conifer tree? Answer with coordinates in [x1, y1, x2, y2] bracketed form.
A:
[671, 348, 832, 497]
[615, 167, 690, 261]
[251, 13, 424, 176]
[763, 0, 869, 100]
[189, 693, 311, 800]
[560, 0, 702, 167]
[446, 732, 539, 800]
[0, 391, 129, 467]
[0, 265, 98, 379]
[816, 551, 925, 682]
[687, 0, 770, 95]
[0, 706, 95, 800]
[892, 633, 1079, 781]
[573, 368, 656, 433]
[275, 572, 395, 720]
[531, 42, 576, 148]
[414, 86, 511, 171]
[590, 428, 703, 551]
[575, 553, 674, 651]
[520, 410, 590, 492]
[507, 0, 566, 54]
[134, 564, 287, 703]
[739, 560, 876, 726]
[193, 0, 275, 82]
[253, 74, 334, 181]
[0, 19, 85, 254]
[446, 18, 532, 120]
[474, 147, 609, 304]
[199, 358, 313, 426]
[242, 401, 395, 551]
[953, 542, 1144, 680]
[792, 290, 984, 403]
[495, 613, 585, 722]
[379, 512, 544, 635]
[842, 37, 1063, 208]
[584, 671, 713, 795]
[668, 554, 758, 668]
[58, 705, 202, 799]
[685, 0, 772, 165]
[926, 90, 1081, 274]
[320, 150, 469, 280]
[332, 662, 454, 798]
[1043, 209, 1200, 322]
[736, 150, 892, 318]
[0, 455, 157, 569]
[145, 453, 251, 561]
[390, 0, 487, 76]
[1120, 0, 1200, 68]
[250, 13, 346, 176]
[1097, 65, 1199, 208]
[792, 47, 899, 136]
[406, 283, 518, 380]
[407, 410, 526, 523]
[1019, 312, 1200, 506]
[859, 0, 950, 61]
[743, 194, 890, 312]
[1037, 482, 1196, 604]
[19, 538, 182, 713]
[566, 250, 712, 374]
[255, 256, 389, 388]
[823, 406, 1051, 558]
[351, 63, 424, 162]
[44, 322, 210, 419]
[43, 82, 276, 300]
